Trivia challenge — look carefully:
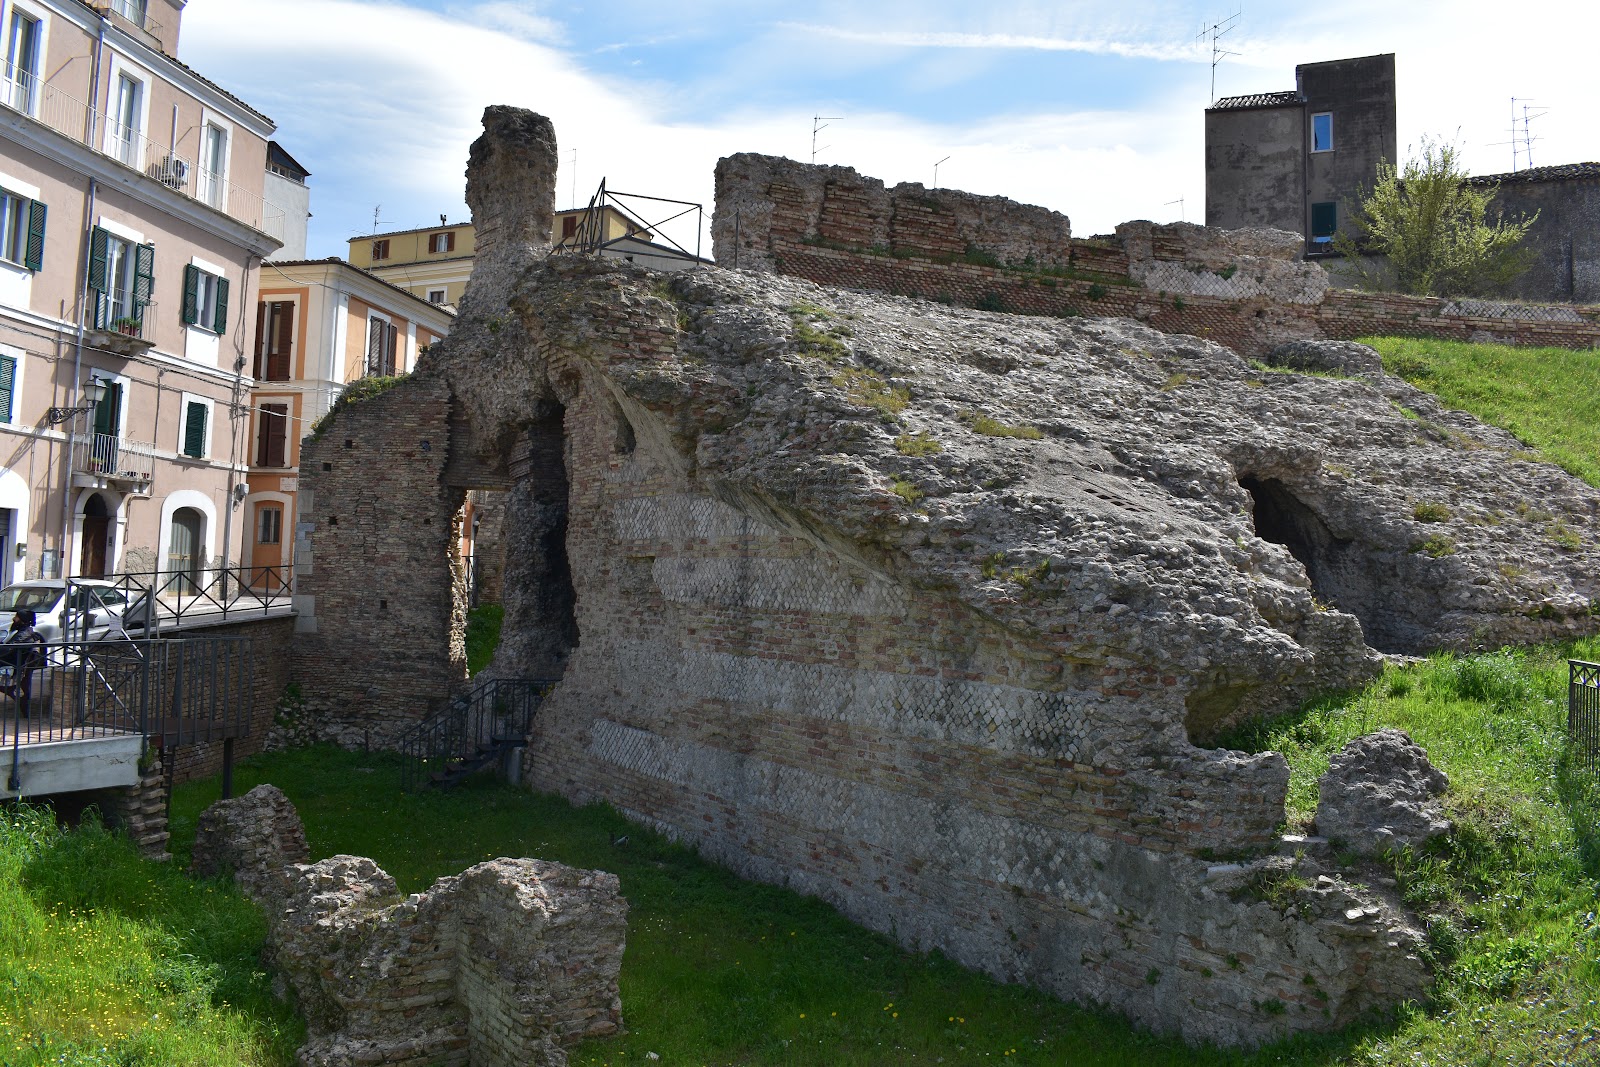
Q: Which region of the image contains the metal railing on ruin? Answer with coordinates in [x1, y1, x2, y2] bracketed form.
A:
[1571, 660, 1600, 776]
[552, 177, 705, 268]
[399, 678, 560, 791]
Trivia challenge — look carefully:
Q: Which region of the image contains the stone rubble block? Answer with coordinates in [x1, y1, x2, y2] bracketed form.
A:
[192, 789, 627, 1067]
[1315, 729, 1452, 854]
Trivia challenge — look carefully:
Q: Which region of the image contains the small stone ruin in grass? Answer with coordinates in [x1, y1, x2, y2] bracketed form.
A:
[190, 784, 628, 1067]
[1315, 728, 1452, 855]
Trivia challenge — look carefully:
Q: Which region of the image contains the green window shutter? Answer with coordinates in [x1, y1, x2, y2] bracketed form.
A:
[183, 401, 206, 458]
[182, 263, 199, 325]
[23, 199, 45, 271]
[0, 355, 14, 424]
[93, 381, 120, 437]
[133, 243, 155, 312]
[87, 226, 109, 292]
[212, 275, 229, 333]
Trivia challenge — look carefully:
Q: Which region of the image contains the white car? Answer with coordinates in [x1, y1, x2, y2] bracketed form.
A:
[0, 579, 132, 642]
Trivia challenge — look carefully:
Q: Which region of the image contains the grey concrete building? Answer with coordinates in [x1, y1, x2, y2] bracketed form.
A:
[1468, 163, 1600, 304]
[1205, 54, 1396, 254]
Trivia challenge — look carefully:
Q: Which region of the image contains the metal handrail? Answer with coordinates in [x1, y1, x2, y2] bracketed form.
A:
[65, 564, 292, 638]
[5, 633, 253, 794]
[398, 678, 559, 791]
[1571, 660, 1599, 776]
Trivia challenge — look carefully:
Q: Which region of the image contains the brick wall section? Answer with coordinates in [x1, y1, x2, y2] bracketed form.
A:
[715, 153, 1600, 355]
[167, 615, 296, 783]
[291, 377, 465, 747]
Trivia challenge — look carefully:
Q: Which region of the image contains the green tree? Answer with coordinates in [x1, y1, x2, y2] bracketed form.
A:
[1332, 138, 1537, 297]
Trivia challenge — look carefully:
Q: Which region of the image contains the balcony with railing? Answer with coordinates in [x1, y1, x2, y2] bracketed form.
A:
[72, 433, 156, 491]
[0, 67, 283, 239]
[92, 0, 166, 52]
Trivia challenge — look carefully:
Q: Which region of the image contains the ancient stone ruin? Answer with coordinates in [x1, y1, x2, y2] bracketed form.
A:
[289, 107, 1599, 1045]
[191, 785, 627, 1066]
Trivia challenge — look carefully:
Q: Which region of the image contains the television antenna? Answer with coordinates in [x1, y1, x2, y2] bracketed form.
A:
[569, 149, 579, 209]
[1196, 9, 1241, 105]
[812, 115, 842, 163]
[371, 204, 382, 233]
[1164, 197, 1186, 222]
[933, 156, 950, 189]
[1510, 98, 1547, 171]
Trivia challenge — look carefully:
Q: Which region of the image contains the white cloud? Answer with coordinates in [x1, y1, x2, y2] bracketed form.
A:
[180, 0, 1600, 260]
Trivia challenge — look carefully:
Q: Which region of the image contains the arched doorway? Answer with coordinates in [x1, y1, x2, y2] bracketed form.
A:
[167, 507, 203, 594]
[80, 493, 111, 577]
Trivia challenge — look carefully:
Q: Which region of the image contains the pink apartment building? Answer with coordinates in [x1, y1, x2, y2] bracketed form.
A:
[0, 0, 282, 587]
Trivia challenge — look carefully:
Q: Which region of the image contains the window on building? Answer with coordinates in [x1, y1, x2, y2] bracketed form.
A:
[181, 400, 208, 458]
[255, 402, 288, 467]
[0, 188, 44, 270]
[111, 72, 142, 166]
[426, 288, 446, 304]
[366, 316, 397, 377]
[257, 505, 282, 545]
[1311, 112, 1333, 153]
[112, 0, 148, 27]
[561, 215, 577, 240]
[198, 122, 227, 209]
[182, 264, 229, 333]
[5, 9, 41, 114]
[1310, 202, 1337, 246]
[0, 353, 14, 424]
[88, 227, 153, 329]
[428, 231, 455, 254]
[371, 238, 389, 260]
[255, 300, 294, 379]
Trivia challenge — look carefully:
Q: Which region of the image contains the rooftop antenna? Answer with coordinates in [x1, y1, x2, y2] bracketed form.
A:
[1517, 98, 1547, 171]
[1165, 197, 1186, 222]
[1196, 9, 1241, 105]
[933, 155, 950, 189]
[569, 149, 578, 209]
[812, 115, 842, 164]
[371, 204, 382, 233]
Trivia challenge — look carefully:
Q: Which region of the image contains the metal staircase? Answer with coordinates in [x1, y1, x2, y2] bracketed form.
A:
[398, 678, 559, 791]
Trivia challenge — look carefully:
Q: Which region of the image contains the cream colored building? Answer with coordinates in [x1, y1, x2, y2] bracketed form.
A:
[245, 259, 452, 583]
[0, 0, 283, 585]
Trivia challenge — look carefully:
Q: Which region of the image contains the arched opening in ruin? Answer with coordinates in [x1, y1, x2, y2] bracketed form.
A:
[481, 407, 579, 679]
[1238, 475, 1413, 655]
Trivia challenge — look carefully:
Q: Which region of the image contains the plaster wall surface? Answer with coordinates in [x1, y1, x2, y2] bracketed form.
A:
[1481, 172, 1600, 304]
[1204, 105, 1304, 233]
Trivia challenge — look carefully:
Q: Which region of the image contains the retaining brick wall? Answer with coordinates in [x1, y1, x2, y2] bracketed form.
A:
[716, 154, 1600, 355]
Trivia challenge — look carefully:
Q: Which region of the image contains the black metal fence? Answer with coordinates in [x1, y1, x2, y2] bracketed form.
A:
[1572, 660, 1600, 775]
[64, 563, 292, 637]
[5, 634, 254, 791]
[399, 678, 559, 791]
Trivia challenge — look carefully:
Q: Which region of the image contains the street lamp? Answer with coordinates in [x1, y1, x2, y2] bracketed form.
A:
[47, 375, 108, 425]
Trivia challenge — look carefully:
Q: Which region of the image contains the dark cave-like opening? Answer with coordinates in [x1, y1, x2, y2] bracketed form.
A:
[1239, 475, 1412, 655]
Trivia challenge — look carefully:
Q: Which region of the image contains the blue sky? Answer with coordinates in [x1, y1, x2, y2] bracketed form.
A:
[180, 1, 1600, 260]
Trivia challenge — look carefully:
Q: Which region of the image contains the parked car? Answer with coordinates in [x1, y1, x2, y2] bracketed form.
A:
[0, 579, 133, 642]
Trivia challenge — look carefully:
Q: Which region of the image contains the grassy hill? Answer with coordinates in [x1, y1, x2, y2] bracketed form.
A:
[2, 334, 1599, 1065]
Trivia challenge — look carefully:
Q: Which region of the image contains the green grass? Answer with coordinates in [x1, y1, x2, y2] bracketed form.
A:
[465, 603, 504, 676]
[966, 413, 1043, 440]
[0, 806, 302, 1065]
[1216, 640, 1600, 1067]
[1362, 336, 1600, 488]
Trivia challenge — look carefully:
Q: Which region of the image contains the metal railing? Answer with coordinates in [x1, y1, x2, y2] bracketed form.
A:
[67, 563, 293, 637]
[74, 432, 157, 484]
[1572, 660, 1600, 775]
[0, 67, 283, 238]
[4, 633, 253, 792]
[399, 678, 559, 791]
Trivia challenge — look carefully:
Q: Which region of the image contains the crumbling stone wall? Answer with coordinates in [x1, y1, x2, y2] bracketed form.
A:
[293, 108, 1600, 1046]
[712, 154, 1600, 355]
[191, 785, 627, 1067]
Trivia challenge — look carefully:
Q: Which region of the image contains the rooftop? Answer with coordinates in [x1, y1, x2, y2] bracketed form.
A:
[1470, 162, 1600, 185]
[1208, 90, 1303, 112]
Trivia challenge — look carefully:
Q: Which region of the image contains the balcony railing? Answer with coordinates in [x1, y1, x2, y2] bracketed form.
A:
[0, 67, 283, 238]
[73, 433, 156, 486]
